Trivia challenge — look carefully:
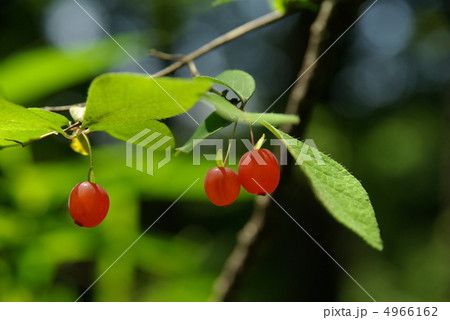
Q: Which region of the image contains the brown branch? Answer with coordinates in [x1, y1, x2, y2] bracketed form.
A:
[209, 0, 340, 302]
[149, 49, 183, 61]
[281, 0, 335, 134]
[187, 61, 200, 77]
[26, 11, 284, 147]
[152, 11, 285, 77]
[41, 103, 86, 112]
[209, 196, 271, 301]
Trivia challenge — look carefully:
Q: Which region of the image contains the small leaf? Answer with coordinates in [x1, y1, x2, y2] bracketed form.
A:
[0, 98, 68, 148]
[216, 148, 224, 167]
[262, 121, 383, 250]
[83, 73, 212, 131]
[254, 133, 266, 150]
[202, 93, 299, 125]
[198, 69, 256, 104]
[70, 136, 89, 156]
[176, 112, 231, 154]
[216, 70, 256, 103]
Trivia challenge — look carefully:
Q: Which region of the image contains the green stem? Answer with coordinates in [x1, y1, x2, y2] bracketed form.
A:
[81, 132, 95, 183]
[224, 122, 238, 166]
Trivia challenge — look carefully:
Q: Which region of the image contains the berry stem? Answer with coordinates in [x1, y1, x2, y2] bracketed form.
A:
[81, 132, 95, 183]
[248, 123, 255, 147]
[216, 149, 225, 167]
[224, 122, 238, 167]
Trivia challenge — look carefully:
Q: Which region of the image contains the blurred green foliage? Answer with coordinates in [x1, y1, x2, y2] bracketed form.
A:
[0, 144, 252, 301]
[0, 34, 146, 105]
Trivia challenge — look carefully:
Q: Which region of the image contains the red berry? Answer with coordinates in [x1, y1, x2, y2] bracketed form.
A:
[238, 149, 280, 195]
[68, 182, 110, 227]
[204, 167, 240, 206]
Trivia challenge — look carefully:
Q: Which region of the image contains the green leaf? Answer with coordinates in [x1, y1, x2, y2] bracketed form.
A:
[83, 73, 212, 133]
[202, 93, 299, 125]
[198, 70, 256, 104]
[27, 108, 69, 127]
[262, 121, 382, 250]
[0, 34, 146, 104]
[70, 135, 89, 156]
[0, 98, 68, 148]
[105, 120, 175, 150]
[176, 112, 231, 154]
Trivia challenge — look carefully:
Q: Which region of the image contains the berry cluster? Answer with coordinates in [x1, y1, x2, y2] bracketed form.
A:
[67, 134, 280, 227]
[204, 147, 280, 206]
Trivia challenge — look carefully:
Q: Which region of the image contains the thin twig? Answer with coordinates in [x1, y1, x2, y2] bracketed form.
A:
[41, 103, 86, 112]
[187, 61, 200, 77]
[209, 0, 339, 301]
[63, 121, 82, 133]
[149, 49, 183, 60]
[5, 131, 58, 147]
[152, 11, 285, 77]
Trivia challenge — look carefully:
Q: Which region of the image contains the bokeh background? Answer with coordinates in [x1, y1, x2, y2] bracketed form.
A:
[0, 0, 449, 301]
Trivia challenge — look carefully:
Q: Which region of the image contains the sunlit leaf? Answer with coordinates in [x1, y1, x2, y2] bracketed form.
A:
[82, 73, 212, 147]
[201, 92, 299, 125]
[0, 98, 68, 148]
[198, 69, 255, 104]
[27, 108, 69, 127]
[70, 136, 89, 156]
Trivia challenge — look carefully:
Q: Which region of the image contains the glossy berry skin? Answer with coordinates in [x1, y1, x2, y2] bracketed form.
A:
[68, 182, 110, 227]
[238, 149, 280, 195]
[204, 167, 241, 206]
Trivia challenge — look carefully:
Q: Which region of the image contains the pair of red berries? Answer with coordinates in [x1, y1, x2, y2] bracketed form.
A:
[204, 148, 280, 206]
